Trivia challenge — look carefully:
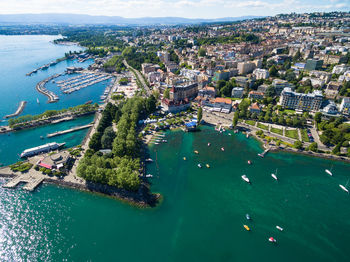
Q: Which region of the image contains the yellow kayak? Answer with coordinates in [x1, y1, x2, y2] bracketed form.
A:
[194, 150, 199, 154]
[244, 225, 250, 231]
[183, 157, 186, 160]
[206, 164, 210, 168]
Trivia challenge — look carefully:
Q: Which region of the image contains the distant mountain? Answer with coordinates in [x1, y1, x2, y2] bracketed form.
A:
[0, 14, 262, 25]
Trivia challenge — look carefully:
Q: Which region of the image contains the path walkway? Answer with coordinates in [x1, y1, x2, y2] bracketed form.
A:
[123, 59, 151, 96]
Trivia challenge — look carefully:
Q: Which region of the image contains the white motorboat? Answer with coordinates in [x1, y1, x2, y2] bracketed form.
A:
[276, 226, 283, 231]
[339, 184, 349, 193]
[241, 175, 250, 183]
[325, 169, 333, 176]
[271, 169, 278, 180]
[198, 164, 202, 168]
[145, 174, 153, 178]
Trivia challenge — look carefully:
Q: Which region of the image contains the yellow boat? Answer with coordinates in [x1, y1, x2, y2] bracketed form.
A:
[206, 164, 210, 168]
[194, 150, 199, 154]
[244, 225, 250, 231]
[183, 157, 186, 160]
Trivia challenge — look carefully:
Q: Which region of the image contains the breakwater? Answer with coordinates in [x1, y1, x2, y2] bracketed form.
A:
[4, 101, 27, 119]
[47, 124, 93, 138]
[35, 74, 61, 103]
[26, 60, 59, 76]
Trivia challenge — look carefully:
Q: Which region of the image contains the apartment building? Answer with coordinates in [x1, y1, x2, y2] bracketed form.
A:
[279, 87, 323, 111]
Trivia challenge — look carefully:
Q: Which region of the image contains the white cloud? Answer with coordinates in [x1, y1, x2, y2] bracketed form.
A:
[0, 0, 348, 18]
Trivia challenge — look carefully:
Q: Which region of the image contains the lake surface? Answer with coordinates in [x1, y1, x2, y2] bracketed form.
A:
[1, 127, 349, 261]
[0, 35, 112, 164]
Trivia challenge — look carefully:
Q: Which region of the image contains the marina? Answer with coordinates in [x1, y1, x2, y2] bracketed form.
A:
[56, 72, 112, 95]
[3, 101, 27, 119]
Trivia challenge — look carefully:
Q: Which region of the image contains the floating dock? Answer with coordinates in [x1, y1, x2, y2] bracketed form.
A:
[46, 124, 93, 138]
[4, 101, 27, 119]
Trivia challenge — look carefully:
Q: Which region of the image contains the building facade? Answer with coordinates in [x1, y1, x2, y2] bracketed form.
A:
[279, 87, 323, 111]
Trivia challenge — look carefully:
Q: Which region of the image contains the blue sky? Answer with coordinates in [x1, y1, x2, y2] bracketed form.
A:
[0, 0, 349, 18]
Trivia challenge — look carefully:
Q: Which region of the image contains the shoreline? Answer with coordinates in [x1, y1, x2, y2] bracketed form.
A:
[0, 111, 96, 134]
[0, 171, 160, 208]
[200, 112, 350, 164]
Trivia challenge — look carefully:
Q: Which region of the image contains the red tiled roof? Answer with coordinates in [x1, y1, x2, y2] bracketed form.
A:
[39, 162, 52, 169]
[214, 97, 232, 104]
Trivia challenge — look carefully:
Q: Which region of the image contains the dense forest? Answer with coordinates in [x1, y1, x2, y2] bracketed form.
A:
[77, 96, 157, 191]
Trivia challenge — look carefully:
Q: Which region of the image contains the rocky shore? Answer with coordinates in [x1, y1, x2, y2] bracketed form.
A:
[0, 169, 160, 207]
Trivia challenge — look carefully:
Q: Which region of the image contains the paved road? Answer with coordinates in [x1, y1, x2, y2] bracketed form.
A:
[123, 59, 151, 96]
[309, 125, 330, 151]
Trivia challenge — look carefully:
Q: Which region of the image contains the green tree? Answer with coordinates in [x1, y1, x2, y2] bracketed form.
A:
[309, 142, 318, 152]
[269, 65, 278, 77]
[233, 110, 239, 128]
[197, 107, 203, 124]
[101, 126, 116, 149]
[314, 112, 322, 124]
[294, 140, 303, 149]
[89, 132, 102, 151]
[145, 95, 157, 113]
[163, 88, 170, 99]
[198, 48, 206, 57]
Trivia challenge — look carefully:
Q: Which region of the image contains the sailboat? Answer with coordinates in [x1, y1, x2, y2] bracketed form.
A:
[271, 169, 278, 181]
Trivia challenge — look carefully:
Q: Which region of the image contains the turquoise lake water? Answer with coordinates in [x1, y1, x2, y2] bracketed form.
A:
[0, 127, 349, 261]
[0, 35, 112, 165]
[0, 35, 350, 262]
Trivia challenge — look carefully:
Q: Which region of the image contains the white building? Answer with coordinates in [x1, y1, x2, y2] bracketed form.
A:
[252, 68, 269, 79]
[332, 64, 348, 75]
[340, 97, 350, 115]
[279, 87, 323, 111]
[231, 87, 244, 98]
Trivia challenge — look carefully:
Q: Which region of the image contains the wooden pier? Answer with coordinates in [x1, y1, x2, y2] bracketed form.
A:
[47, 124, 93, 138]
[4, 101, 27, 119]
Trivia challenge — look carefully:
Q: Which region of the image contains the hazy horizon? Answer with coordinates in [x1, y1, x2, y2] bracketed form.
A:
[0, 0, 349, 19]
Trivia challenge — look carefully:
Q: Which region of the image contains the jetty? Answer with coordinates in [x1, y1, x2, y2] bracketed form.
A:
[36, 74, 61, 103]
[47, 124, 93, 138]
[258, 147, 271, 158]
[26, 60, 59, 76]
[3, 175, 44, 191]
[4, 101, 27, 118]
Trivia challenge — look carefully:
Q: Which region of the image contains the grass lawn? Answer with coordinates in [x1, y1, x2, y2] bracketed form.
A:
[285, 129, 299, 140]
[257, 122, 269, 130]
[283, 109, 296, 115]
[271, 127, 283, 135]
[300, 129, 310, 142]
[245, 120, 256, 126]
